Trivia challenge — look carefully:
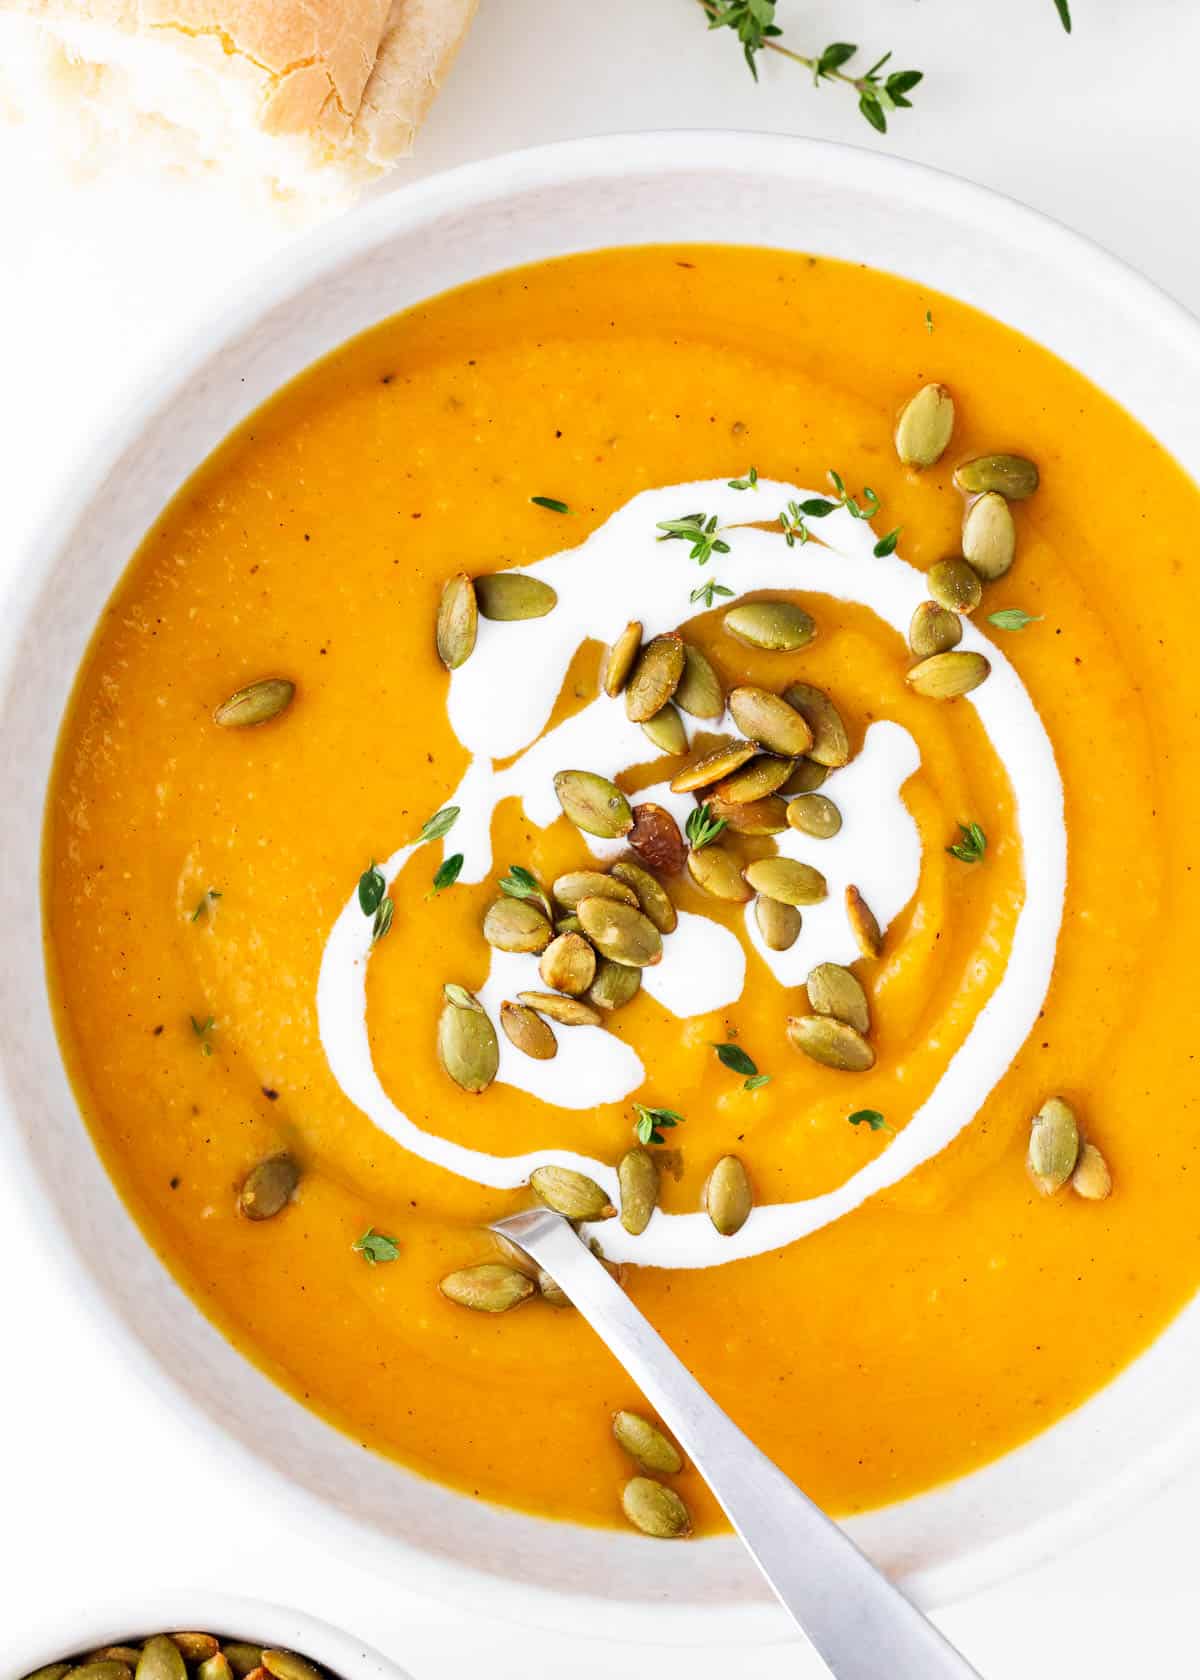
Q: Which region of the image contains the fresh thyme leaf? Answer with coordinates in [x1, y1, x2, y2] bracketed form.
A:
[417, 806, 460, 844]
[947, 821, 987, 864]
[859, 89, 887, 133]
[633, 1103, 685, 1146]
[358, 862, 386, 916]
[873, 527, 901, 558]
[799, 497, 836, 518]
[690, 579, 736, 608]
[190, 889, 222, 922]
[372, 897, 395, 942]
[779, 502, 809, 548]
[712, 1041, 758, 1078]
[987, 608, 1042, 631]
[1052, 0, 1071, 32]
[743, 1073, 772, 1092]
[728, 466, 759, 490]
[848, 1108, 893, 1133]
[353, 1227, 401, 1265]
[431, 853, 464, 895]
[685, 803, 727, 850]
[656, 512, 731, 565]
[828, 470, 881, 521]
[190, 1014, 215, 1056]
[925, 309, 934, 334]
[499, 863, 552, 919]
[531, 495, 570, 513]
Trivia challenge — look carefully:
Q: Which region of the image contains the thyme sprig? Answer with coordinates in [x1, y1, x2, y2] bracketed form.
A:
[656, 512, 730, 565]
[686, 803, 727, 850]
[633, 1104, 685, 1146]
[947, 822, 987, 864]
[690, 578, 735, 609]
[696, 1, 923, 133]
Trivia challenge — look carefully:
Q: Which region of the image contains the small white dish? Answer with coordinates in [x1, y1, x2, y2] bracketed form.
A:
[5, 1594, 411, 1680]
[3, 132, 1200, 1646]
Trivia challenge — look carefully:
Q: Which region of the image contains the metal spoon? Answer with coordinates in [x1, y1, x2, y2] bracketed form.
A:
[492, 1208, 982, 1680]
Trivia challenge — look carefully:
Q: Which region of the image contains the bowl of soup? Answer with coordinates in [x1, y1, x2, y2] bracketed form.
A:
[5, 131, 1200, 1643]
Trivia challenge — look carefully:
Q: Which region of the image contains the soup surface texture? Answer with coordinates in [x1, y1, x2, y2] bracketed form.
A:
[44, 246, 1200, 1535]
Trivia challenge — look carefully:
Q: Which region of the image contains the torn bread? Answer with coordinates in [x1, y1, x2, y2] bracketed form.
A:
[0, 0, 478, 206]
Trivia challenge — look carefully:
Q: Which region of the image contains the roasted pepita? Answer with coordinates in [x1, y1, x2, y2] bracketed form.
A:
[704, 1155, 753, 1236]
[553, 870, 638, 910]
[625, 633, 686, 723]
[628, 802, 687, 874]
[500, 1001, 558, 1060]
[787, 1014, 875, 1072]
[786, 793, 842, 838]
[169, 1641, 218, 1666]
[603, 621, 642, 696]
[729, 686, 815, 757]
[212, 677, 295, 729]
[439, 1264, 534, 1312]
[755, 895, 802, 950]
[687, 844, 754, 903]
[539, 931, 597, 995]
[553, 769, 633, 838]
[669, 739, 757, 794]
[586, 958, 642, 1012]
[613, 1408, 682, 1473]
[963, 491, 1017, 581]
[475, 573, 558, 620]
[743, 857, 827, 906]
[713, 754, 796, 804]
[845, 884, 883, 958]
[618, 1147, 659, 1236]
[640, 702, 688, 756]
[530, 1164, 615, 1220]
[1072, 1141, 1112, 1201]
[436, 572, 477, 670]
[483, 895, 553, 953]
[928, 556, 983, 615]
[707, 793, 788, 835]
[807, 962, 870, 1033]
[260, 1658, 323, 1680]
[954, 453, 1040, 500]
[675, 643, 725, 719]
[894, 382, 955, 469]
[1027, 1096, 1080, 1194]
[438, 993, 500, 1093]
[577, 895, 663, 967]
[611, 859, 677, 934]
[517, 990, 604, 1026]
[621, 1476, 692, 1538]
[906, 650, 991, 699]
[908, 600, 963, 657]
[724, 600, 817, 651]
[779, 758, 829, 795]
[136, 1644, 184, 1680]
[238, 1152, 299, 1221]
[780, 683, 850, 768]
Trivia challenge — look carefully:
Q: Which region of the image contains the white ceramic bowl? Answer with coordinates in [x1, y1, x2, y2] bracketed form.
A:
[3, 132, 1200, 1646]
[5, 1594, 411, 1680]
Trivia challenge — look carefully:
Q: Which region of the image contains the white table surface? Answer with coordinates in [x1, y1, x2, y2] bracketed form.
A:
[2, 2, 1198, 1675]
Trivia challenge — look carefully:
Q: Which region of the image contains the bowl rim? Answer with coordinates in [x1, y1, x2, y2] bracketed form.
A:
[7, 128, 1200, 1646]
[5, 1592, 412, 1680]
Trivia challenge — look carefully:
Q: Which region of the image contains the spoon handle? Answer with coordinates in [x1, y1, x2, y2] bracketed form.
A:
[494, 1209, 981, 1680]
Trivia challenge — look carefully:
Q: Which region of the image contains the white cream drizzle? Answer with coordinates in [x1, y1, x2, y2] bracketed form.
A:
[316, 480, 1066, 1268]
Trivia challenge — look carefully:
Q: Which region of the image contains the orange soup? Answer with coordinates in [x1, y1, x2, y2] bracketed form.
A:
[43, 246, 1200, 1538]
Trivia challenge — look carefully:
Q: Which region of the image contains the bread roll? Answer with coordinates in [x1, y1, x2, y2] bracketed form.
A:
[0, 0, 478, 207]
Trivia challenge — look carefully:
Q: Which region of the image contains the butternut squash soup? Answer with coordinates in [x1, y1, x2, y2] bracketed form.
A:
[43, 246, 1200, 1538]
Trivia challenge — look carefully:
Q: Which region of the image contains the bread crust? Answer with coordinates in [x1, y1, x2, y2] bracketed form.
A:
[7, 0, 478, 164]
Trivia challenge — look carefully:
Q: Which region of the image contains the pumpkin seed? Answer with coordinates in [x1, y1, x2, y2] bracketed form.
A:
[613, 1408, 682, 1473]
[743, 857, 827, 906]
[500, 1000, 558, 1060]
[780, 684, 850, 768]
[786, 1014, 875, 1071]
[1072, 1140, 1112, 1201]
[220, 1653, 263, 1678]
[714, 754, 796, 804]
[66, 1667, 131, 1680]
[238, 1152, 300, 1220]
[444, 981, 483, 1011]
[556, 914, 584, 936]
[603, 621, 642, 696]
[536, 1267, 573, 1307]
[906, 650, 991, 699]
[618, 1147, 659, 1236]
[212, 678, 294, 729]
[611, 860, 677, 934]
[221, 1650, 264, 1678]
[894, 382, 955, 469]
[261, 1656, 322, 1680]
[755, 895, 801, 950]
[169, 1640, 219, 1665]
[908, 600, 963, 657]
[554, 769, 633, 838]
[963, 491, 1017, 581]
[577, 895, 663, 967]
[955, 453, 1040, 500]
[24, 1667, 71, 1680]
[136, 1643, 184, 1680]
[553, 870, 637, 910]
[687, 844, 754, 903]
[438, 995, 499, 1093]
[475, 573, 558, 620]
[724, 600, 817, 651]
[675, 643, 725, 719]
[621, 1476, 692, 1538]
[669, 739, 757, 794]
[807, 962, 870, 1033]
[87, 1658, 141, 1671]
[845, 884, 883, 958]
[625, 633, 686, 723]
[1027, 1096, 1079, 1194]
[707, 793, 788, 835]
[539, 931, 597, 995]
[483, 895, 553, 953]
[586, 958, 642, 1012]
[641, 702, 688, 756]
[704, 1155, 753, 1236]
[439, 1263, 534, 1312]
[198, 1659, 233, 1680]
[629, 802, 687, 874]
[436, 572, 477, 669]
[530, 1164, 615, 1220]
[787, 793, 842, 838]
[779, 758, 829, 795]
[928, 556, 982, 615]
[517, 991, 604, 1026]
[729, 686, 815, 756]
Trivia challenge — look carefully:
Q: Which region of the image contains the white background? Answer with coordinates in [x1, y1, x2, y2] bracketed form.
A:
[2, 2, 1197, 1675]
